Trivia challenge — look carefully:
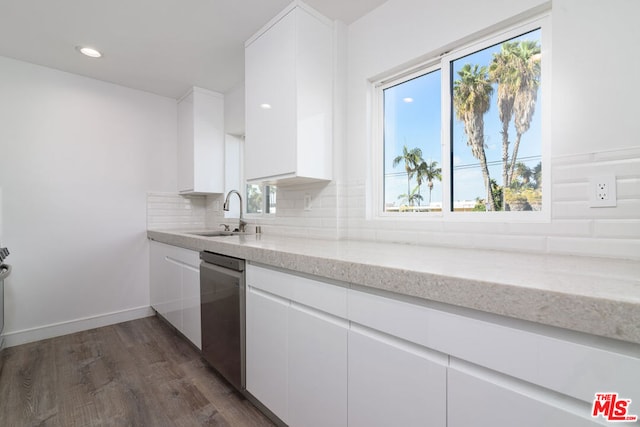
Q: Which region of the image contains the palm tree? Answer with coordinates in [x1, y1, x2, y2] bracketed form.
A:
[490, 40, 542, 189]
[490, 179, 503, 211]
[397, 185, 423, 209]
[453, 64, 495, 210]
[508, 40, 541, 186]
[489, 41, 519, 191]
[393, 145, 423, 200]
[416, 160, 442, 205]
[514, 162, 533, 187]
[532, 162, 542, 189]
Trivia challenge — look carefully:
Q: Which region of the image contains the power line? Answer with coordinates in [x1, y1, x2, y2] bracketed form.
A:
[384, 155, 541, 178]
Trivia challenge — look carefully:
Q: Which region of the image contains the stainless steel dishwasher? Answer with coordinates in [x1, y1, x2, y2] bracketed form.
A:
[200, 251, 245, 392]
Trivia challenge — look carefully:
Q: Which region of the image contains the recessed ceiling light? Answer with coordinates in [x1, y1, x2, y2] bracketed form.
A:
[260, 103, 272, 109]
[76, 46, 102, 58]
[403, 97, 414, 103]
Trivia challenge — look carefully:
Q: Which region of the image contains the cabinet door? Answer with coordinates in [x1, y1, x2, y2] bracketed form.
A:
[348, 327, 447, 427]
[149, 241, 165, 311]
[177, 88, 225, 194]
[245, 9, 297, 181]
[181, 263, 201, 349]
[288, 303, 348, 427]
[448, 368, 600, 427]
[246, 285, 289, 423]
[149, 242, 182, 330]
[177, 91, 195, 193]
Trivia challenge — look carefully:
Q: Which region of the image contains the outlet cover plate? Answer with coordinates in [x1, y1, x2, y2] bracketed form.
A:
[589, 175, 617, 208]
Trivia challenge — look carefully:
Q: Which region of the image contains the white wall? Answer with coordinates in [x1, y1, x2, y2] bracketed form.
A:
[343, 0, 640, 259]
[0, 56, 178, 345]
[552, 0, 640, 156]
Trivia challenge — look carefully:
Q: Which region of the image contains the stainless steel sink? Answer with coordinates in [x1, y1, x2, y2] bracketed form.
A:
[185, 230, 251, 237]
[186, 231, 235, 237]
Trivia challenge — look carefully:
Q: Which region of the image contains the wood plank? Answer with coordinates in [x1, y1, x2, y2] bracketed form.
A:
[0, 316, 274, 427]
[0, 338, 60, 425]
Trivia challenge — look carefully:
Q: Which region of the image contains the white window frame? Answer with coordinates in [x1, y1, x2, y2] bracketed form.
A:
[373, 62, 443, 219]
[372, 13, 551, 222]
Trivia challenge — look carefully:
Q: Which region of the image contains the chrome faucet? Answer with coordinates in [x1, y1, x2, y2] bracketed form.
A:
[223, 190, 247, 233]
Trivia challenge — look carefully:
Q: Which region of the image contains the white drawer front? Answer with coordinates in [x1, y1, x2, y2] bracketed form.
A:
[248, 263, 347, 318]
[349, 287, 640, 403]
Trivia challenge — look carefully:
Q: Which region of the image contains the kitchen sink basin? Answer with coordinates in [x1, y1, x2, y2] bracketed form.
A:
[186, 230, 235, 237]
[185, 230, 252, 237]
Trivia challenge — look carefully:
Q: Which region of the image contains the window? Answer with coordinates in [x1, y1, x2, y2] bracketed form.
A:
[383, 68, 442, 212]
[376, 16, 547, 216]
[246, 184, 277, 215]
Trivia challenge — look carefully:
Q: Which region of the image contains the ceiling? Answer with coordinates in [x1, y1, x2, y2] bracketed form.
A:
[0, 0, 386, 99]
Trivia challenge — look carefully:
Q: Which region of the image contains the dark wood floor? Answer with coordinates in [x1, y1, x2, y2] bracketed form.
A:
[0, 316, 274, 426]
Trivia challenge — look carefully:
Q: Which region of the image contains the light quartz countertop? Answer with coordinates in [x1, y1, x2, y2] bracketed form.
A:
[148, 229, 640, 345]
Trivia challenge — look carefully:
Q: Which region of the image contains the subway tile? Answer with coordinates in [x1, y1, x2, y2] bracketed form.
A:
[506, 220, 592, 237]
[414, 231, 474, 249]
[552, 158, 640, 182]
[551, 182, 587, 202]
[618, 177, 640, 199]
[552, 199, 640, 220]
[472, 233, 547, 254]
[594, 220, 640, 239]
[547, 236, 640, 260]
[442, 220, 508, 234]
[593, 146, 640, 162]
[551, 152, 594, 166]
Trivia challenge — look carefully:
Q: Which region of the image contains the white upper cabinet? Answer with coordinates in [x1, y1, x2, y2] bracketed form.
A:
[177, 87, 225, 194]
[244, 1, 333, 184]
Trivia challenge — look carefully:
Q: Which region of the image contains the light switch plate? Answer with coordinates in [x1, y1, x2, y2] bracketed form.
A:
[589, 175, 617, 208]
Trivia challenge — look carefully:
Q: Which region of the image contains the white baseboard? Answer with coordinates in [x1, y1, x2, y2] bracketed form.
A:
[2, 305, 155, 348]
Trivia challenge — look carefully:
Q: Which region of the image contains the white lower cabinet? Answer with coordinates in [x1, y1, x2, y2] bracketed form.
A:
[180, 262, 201, 349]
[288, 304, 348, 427]
[149, 240, 201, 349]
[246, 287, 289, 422]
[447, 368, 600, 427]
[348, 327, 447, 427]
[246, 264, 347, 426]
[245, 263, 640, 427]
[150, 241, 182, 328]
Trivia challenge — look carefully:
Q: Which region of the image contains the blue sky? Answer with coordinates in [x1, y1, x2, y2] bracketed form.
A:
[384, 69, 441, 207]
[384, 28, 542, 209]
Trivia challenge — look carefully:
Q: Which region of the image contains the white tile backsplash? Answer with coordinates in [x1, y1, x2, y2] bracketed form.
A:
[245, 182, 340, 240]
[146, 147, 639, 260]
[147, 192, 207, 230]
[345, 147, 640, 260]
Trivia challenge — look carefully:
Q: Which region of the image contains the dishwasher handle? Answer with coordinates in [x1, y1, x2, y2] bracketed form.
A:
[200, 260, 244, 281]
[200, 251, 245, 272]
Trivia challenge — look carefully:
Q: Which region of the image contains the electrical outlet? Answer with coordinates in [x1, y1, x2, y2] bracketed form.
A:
[589, 175, 617, 208]
[304, 194, 312, 211]
[596, 182, 609, 201]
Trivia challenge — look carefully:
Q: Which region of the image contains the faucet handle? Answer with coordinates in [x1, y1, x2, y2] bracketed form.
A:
[219, 223, 231, 231]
